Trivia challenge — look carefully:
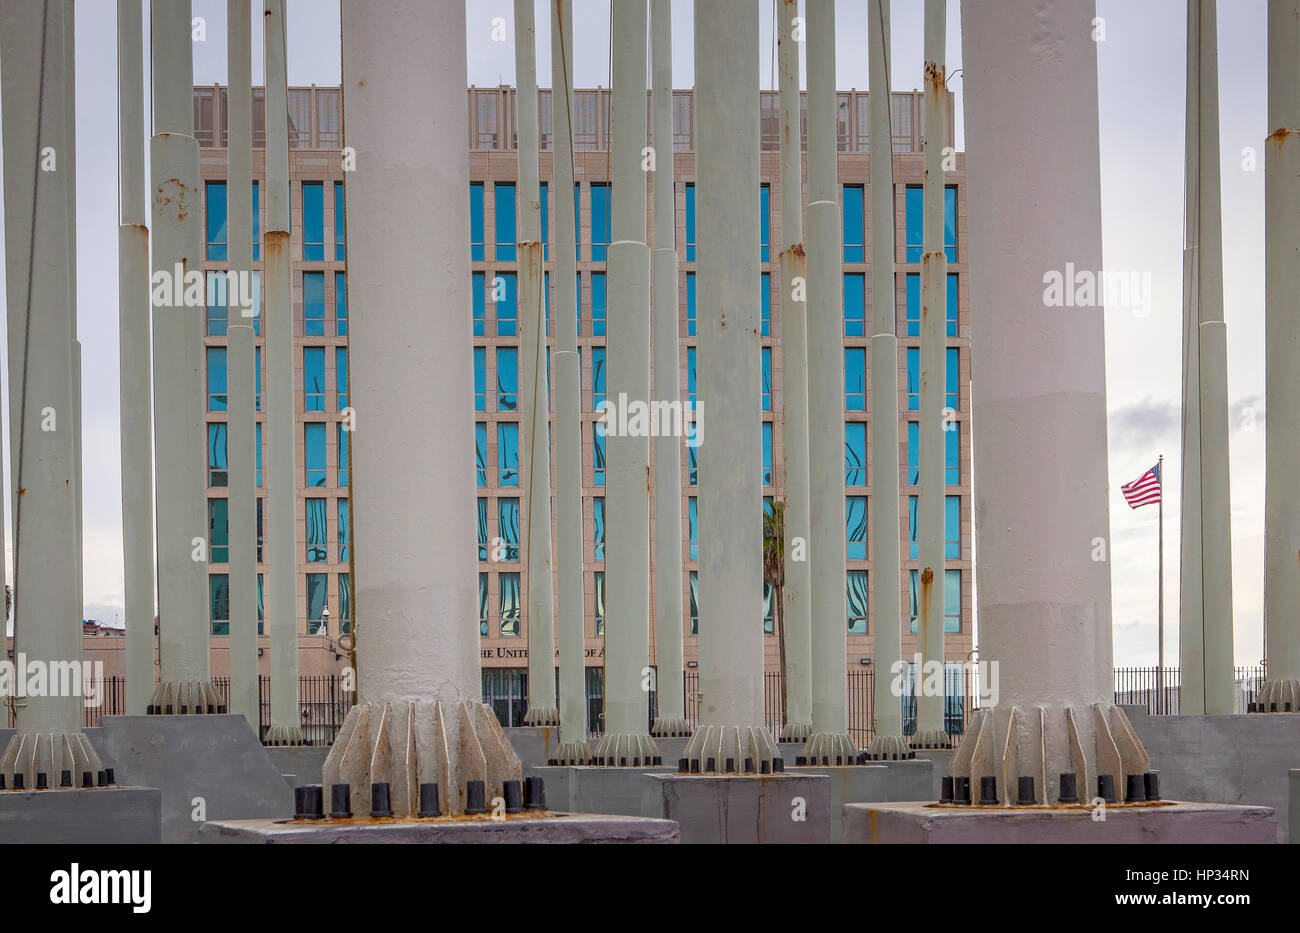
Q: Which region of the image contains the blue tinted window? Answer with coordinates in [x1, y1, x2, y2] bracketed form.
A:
[686, 273, 696, 337]
[592, 347, 605, 410]
[762, 422, 773, 486]
[334, 181, 345, 260]
[688, 497, 698, 560]
[336, 423, 348, 487]
[205, 181, 227, 260]
[908, 495, 919, 558]
[845, 421, 867, 486]
[847, 570, 869, 634]
[947, 272, 958, 336]
[591, 184, 610, 261]
[302, 182, 324, 260]
[760, 184, 771, 262]
[907, 422, 919, 485]
[497, 347, 518, 411]
[306, 498, 328, 562]
[336, 271, 347, 336]
[256, 422, 262, 486]
[946, 347, 959, 410]
[251, 181, 260, 261]
[307, 574, 327, 633]
[338, 499, 350, 563]
[255, 346, 262, 410]
[842, 185, 864, 262]
[336, 347, 348, 410]
[687, 347, 697, 407]
[591, 273, 606, 337]
[208, 423, 228, 487]
[846, 495, 867, 559]
[472, 272, 485, 336]
[540, 182, 549, 260]
[574, 183, 581, 260]
[474, 347, 486, 411]
[470, 182, 485, 260]
[762, 348, 772, 411]
[945, 187, 957, 261]
[207, 272, 228, 335]
[498, 422, 519, 486]
[499, 498, 520, 561]
[906, 347, 919, 410]
[303, 347, 325, 412]
[946, 495, 960, 559]
[303, 272, 326, 336]
[593, 497, 605, 561]
[945, 569, 961, 632]
[844, 273, 865, 336]
[305, 423, 326, 487]
[761, 273, 770, 336]
[495, 182, 517, 260]
[477, 498, 489, 559]
[210, 574, 229, 634]
[338, 573, 351, 633]
[475, 423, 487, 487]
[905, 273, 920, 337]
[206, 346, 227, 411]
[208, 498, 229, 563]
[685, 183, 696, 261]
[496, 273, 517, 336]
[905, 186, 923, 262]
[593, 424, 606, 486]
[845, 348, 866, 410]
[946, 423, 959, 485]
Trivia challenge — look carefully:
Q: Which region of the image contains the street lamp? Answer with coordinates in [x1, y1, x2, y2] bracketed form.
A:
[321, 605, 330, 637]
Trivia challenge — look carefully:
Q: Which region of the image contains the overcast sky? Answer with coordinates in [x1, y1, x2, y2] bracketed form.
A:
[0, 1, 1272, 668]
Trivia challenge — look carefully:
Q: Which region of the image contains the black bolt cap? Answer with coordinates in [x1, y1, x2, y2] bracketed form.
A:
[632, 757, 640, 767]
[773, 757, 785, 773]
[1058, 772, 1078, 803]
[689, 758, 700, 773]
[744, 757, 754, 773]
[524, 775, 547, 810]
[81, 771, 93, 789]
[13, 773, 23, 790]
[1017, 775, 1035, 806]
[503, 779, 524, 814]
[1126, 773, 1146, 803]
[60, 770, 72, 788]
[97, 770, 108, 787]
[725, 757, 735, 773]
[1144, 770, 1160, 801]
[954, 776, 970, 804]
[331, 783, 352, 819]
[464, 780, 487, 815]
[978, 776, 998, 805]
[760, 760, 771, 774]
[678, 757, 689, 773]
[795, 756, 807, 766]
[105, 768, 115, 785]
[1097, 773, 1116, 804]
[940, 775, 954, 803]
[303, 784, 324, 819]
[705, 757, 716, 773]
[294, 785, 307, 818]
[36, 772, 48, 790]
[619, 757, 628, 767]
[371, 781, 393, 817]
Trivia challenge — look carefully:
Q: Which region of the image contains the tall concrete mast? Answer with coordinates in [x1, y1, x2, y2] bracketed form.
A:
[804, 0, 855, 764]
[117, 0, 156, 714]
[951, 0, 1150, 804]
[1259, 0, 1300, 712]
[649, 0, 691, 739]
[684, 0, 778, 773]
[776, 0, 813, 744]
[550, 0, 591, 763]
[913, 0, 950, 749]
[148, 0, 222, 715]
[324, 0, 523, 817]
[865, 0, 910, 761]
[263, 0, 304, 743]
[516, 0, 559, 728]
[226, 0, 259, 730]
[0, 0, 104, 785]
[595, 0, 658, 766]
[1180, 0, 1234, 715]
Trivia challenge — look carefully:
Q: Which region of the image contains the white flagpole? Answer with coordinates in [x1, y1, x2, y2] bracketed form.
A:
[1158, 454, 1165, 713]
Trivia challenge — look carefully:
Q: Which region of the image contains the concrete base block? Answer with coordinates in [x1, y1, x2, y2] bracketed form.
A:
[89, 715, 293, 843]
[199, 812, 679, 843]
[1127, 708, 1300, 842]
[0, 786, 161, 843]
[1291, 770, 1299, 844]
[641, 773, 831, 844]
[914, 748, 955, 799]
[790, 760, 933, 842]
[528, 765, 674, 815]
[842, 800, 1277, 844]
[504, 726, 561, 769]
[265, 745, 332, 787]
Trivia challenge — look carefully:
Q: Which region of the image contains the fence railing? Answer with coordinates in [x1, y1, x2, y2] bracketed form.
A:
[12, 665, 1274, 751]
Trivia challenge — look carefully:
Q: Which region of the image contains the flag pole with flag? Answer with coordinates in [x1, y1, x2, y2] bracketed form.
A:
[1122, 456, 1164, 711]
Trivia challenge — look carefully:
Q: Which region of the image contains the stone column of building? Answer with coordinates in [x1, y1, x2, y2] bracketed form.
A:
[263, 0, 304, 744]
[950, 0, 1150, 804]
[117, 0, 156, 715]
[595, 0, 659, 767]
[1261, 0, 1300, 712]
[776, 0, 813, 744]
[0, 0, 104, 785]
[322, 0, 523, 818]
[804, 0, 855, 764]
[147, 0, 222, 715]
[226, 0, 260, 731]
[684, 0, 778, 773]
[865, 0, 910, 761]
[649, 0, 691, 739]
[1179, 0, 1234, 716]
[515, 0, 559, 728]
[912, 0, 950, 750]
[550, 0, 591, 764]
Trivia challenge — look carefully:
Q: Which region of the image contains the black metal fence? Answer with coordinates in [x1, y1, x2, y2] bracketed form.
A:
[13, 665, 1274, 749]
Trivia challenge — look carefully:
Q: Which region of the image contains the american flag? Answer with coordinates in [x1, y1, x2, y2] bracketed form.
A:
[1121, 462, 1162, 508]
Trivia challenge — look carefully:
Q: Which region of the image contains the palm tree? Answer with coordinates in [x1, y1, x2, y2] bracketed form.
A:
[762, 500, 787, 725]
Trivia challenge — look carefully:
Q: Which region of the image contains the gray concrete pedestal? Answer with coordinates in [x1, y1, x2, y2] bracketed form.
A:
[199, 812, 679, 844]
[90, 714, 293, 842]
[0, 786, 162, 843]
[642, 773, 830, 844]
[791, 760, 933, 842]
[842, 800, 1276, 844]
